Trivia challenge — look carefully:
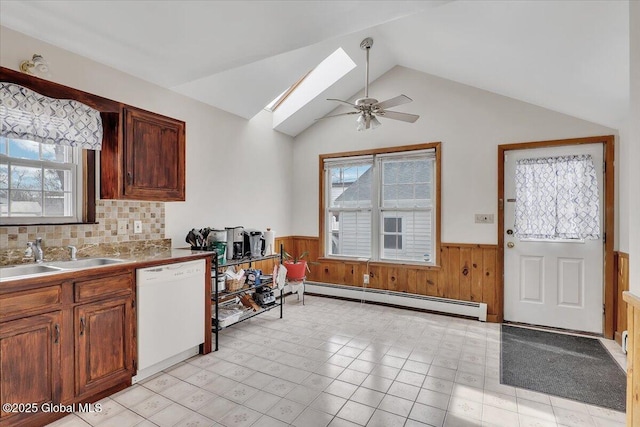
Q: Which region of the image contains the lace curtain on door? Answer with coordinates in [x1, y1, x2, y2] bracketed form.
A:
[514, 154, 600, 240]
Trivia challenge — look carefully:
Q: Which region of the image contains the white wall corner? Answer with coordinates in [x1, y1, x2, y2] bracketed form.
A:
[627, 0, 640, 294]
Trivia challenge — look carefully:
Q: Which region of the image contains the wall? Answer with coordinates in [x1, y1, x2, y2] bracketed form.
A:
[291, 66, 616, 244]
[0, 26, 294, 248]
[627, 0, 640, 294]
[620, 9, 640, 422]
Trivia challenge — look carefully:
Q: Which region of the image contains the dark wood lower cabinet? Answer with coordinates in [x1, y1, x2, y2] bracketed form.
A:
[75, 297, 133, 399]
[0, 268, 136, 427]
[0, 256, 208, 427]
[0, 312, 61, 425]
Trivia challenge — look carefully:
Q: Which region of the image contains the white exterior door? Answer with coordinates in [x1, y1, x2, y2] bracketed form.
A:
[504, 143, 604, 333]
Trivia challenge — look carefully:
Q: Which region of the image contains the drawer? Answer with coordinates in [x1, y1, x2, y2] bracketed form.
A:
[74, 273, 132, 303]
[0, 285, 62, 320]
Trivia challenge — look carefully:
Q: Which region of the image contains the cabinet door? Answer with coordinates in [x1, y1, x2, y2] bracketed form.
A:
[123, 107, 185, 201]
[75, 298, 133, 398]
[0, 312, 61, 422]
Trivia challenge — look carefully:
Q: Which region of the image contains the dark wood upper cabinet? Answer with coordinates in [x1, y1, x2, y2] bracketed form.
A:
[101, 107, 186, 201]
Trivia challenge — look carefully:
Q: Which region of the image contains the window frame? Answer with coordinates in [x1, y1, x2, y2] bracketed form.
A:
[319, 142, 441, 267]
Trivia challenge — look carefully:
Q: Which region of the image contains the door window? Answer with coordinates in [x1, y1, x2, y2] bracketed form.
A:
[514, 154, 600, 240]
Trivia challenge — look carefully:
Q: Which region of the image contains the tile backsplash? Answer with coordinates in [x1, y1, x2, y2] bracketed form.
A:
[1, 200, 165, 258]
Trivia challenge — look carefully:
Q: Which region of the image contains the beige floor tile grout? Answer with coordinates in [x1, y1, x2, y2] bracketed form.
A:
[46, 295, 626, 427]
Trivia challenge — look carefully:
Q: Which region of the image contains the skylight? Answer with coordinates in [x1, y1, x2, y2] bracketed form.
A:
[264, 88, 288, 112]
[264, 70, 312, 112]
[268, 48, 356, 126]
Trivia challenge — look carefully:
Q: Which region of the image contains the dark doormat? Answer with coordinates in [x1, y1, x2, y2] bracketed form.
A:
[500, 325, 626, 412]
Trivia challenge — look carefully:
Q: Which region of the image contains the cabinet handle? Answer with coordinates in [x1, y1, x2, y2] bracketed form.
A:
[80, 317, 85, 336]
[126, 171, 133, 184]
[54, 324, 60, 344]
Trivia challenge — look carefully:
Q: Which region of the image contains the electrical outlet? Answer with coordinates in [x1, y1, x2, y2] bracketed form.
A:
[134, 220, 142, 234]
[475, 214, 494, 224]
[117, 220, 127, 235]
[363, 274, 370, 285]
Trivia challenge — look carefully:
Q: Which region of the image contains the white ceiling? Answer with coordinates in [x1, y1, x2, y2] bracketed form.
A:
[0, 1, 629, 136]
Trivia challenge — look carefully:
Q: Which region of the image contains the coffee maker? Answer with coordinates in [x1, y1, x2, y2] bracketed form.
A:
[225, 226, 244, 260]
[244, 230, 264, 258]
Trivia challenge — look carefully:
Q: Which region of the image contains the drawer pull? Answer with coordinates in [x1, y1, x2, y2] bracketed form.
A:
[54, 324, 60, 344]
[80, 317, 86, 336]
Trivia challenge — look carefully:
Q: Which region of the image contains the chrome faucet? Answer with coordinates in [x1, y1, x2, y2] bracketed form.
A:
[25, 238, 45, 263]
[32, 238, 44, 263]
[67, 245, 77, 261]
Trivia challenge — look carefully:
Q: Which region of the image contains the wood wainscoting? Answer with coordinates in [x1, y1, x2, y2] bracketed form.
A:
[281, 236, 500, 322]
[623, 291, 640, 426]
[616, 252, 630, 345]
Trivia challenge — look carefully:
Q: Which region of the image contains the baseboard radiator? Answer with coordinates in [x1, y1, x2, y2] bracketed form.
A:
[304, 282, 487, 322]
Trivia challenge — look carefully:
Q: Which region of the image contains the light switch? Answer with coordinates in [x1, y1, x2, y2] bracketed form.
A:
[134, 220, 142, 234]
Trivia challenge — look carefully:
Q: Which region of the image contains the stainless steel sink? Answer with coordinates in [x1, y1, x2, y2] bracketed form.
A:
[48, 258, 125, 269]
[0, 264, 65, 280]
[1, 258, 128, 281]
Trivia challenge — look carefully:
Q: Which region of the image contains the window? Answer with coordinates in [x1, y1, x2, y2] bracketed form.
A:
[323, 145, 439, 265]
[326, 157, 373, 257]
[270, 48, 356, 128]
[514, 154, 601, 241]
[264, 69, 312, 112]
[0, 137, 82, 223]
[383, 218, 403, 250]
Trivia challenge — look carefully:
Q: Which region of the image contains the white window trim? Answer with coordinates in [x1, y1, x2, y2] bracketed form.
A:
[324, 149, 437, 265]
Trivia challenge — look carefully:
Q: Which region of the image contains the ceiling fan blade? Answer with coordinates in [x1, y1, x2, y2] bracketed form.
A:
[378, 110, 420, 123]
[315, 112, 360, 121]
[374, 95, 412, 110]
[327, 98, 357, 108]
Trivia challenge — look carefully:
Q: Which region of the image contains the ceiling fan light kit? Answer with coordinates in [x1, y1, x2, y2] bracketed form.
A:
[321, 37, 420, 131]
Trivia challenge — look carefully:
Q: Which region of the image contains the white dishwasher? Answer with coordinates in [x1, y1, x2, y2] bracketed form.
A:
[133, 258, 205, 383]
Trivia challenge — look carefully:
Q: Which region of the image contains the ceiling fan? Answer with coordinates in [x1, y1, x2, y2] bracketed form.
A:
[320, 37, 419, 131]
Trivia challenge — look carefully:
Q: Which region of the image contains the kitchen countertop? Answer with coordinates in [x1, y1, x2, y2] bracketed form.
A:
[0, 249, 214, 290]
[117, 248, 213, 266]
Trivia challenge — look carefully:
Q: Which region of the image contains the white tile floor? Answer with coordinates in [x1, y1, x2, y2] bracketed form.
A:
[48, 295, 627, 427]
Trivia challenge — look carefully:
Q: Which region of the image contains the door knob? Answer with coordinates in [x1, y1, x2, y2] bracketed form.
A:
[507, 242, 515, 248]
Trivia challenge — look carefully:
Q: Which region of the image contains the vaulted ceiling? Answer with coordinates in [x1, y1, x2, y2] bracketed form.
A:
[0, 1, 629, 136]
